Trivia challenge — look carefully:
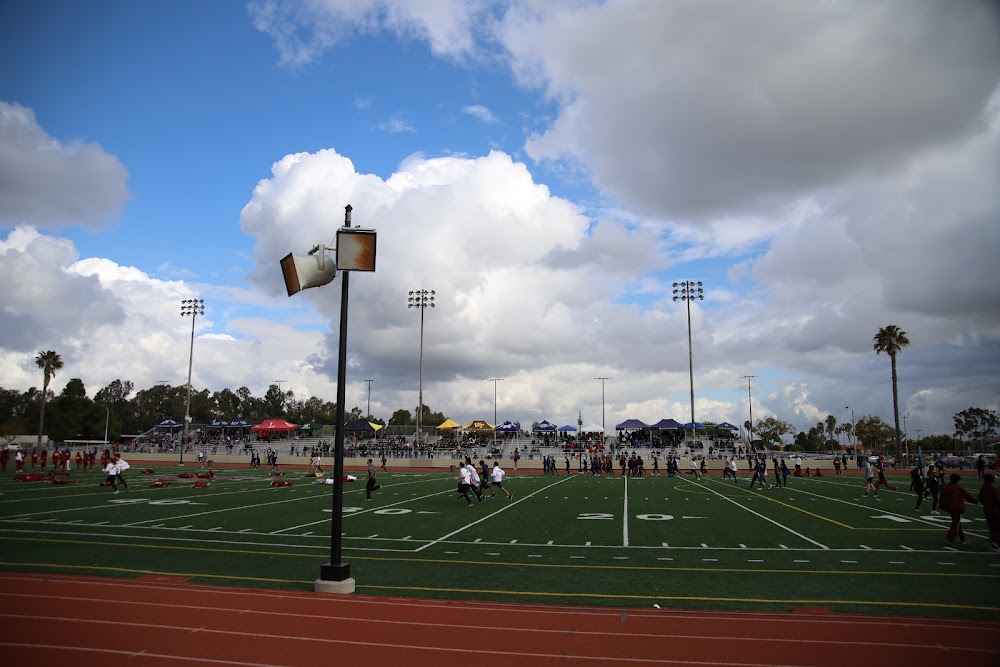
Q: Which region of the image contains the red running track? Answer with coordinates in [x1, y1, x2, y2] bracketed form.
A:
[0, 573, 997, 666]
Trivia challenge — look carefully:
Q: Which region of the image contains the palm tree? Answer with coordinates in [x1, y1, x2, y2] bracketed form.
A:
[873, 325, 910, 453]
[825, 415, 837, 452]
[35, 350, 63, 448]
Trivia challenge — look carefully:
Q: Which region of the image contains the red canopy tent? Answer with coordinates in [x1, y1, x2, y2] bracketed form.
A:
[250, 419, 299, 432]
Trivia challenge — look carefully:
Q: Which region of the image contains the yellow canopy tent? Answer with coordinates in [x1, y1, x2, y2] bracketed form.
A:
[369, 422, 383, 431]
[463, 420, 495, 431]
[437, 418, 461, 430]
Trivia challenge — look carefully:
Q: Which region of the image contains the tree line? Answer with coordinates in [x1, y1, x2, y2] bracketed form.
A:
[0, 352, 452, 444]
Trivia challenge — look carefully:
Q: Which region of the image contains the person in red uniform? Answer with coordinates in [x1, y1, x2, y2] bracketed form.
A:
[874, 456, 897, 491]
[40, 448, 48, 470]
[75, 451, 83, 469]
[31, 448, 38, 469]
[939, 473, 979, 545]
[15, 450, 25, 472]
[53, 449, 61, 473]
[978, 473, 1000, 550]
[0, 448, 9, 472]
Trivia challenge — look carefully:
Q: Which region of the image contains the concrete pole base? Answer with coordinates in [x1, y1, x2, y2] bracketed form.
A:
[314, 577, 356, 594]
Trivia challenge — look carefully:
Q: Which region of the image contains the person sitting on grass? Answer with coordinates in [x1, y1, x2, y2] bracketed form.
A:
[939, 473, 978, 546]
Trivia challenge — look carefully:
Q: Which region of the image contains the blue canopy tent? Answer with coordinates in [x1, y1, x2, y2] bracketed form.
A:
[209, 418, 229, 428]
[558, 425, 577, 432]
[156, 418, 181, 431]
[651, 418, 684, 430]
[532, 420, 557, 433]
[615, 419, 650, 430]
[495, 420, 520, 433]
[683, 422, 705, 430]
[716, 421, 739, 431]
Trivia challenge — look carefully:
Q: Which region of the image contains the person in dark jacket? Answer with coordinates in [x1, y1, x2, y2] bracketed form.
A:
[939, 474, 978, 545]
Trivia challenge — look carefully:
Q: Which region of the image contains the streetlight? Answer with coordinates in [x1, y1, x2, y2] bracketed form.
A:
[595, 377, 611, 440]
[180, 298, 204, 464]
[488, 378, 504, 449]
[741, 375, 756, 451]
[408, 289, 434, 444]
[280, 203, 377, 595]
[673, 281, 703, 445]
[845, 406, 856, 448]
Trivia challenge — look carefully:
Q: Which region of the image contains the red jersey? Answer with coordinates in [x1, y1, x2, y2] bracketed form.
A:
[939, 482, 977, 514]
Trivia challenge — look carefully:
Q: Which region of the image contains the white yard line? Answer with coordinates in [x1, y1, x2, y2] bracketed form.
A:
[413, 475, 574, 553]
[271, 488, 455, 534]
[622, 474, 630, 547]
[702, 481, 829, 550]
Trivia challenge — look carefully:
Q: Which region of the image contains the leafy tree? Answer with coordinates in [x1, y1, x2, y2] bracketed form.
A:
[388, 409, 413, 426]
[873, 325, 910, 451]
[751, 416, 792, 450]
[854, 414, 894, 453]
[35, 350, 63, 447]
[953, 407, 999, 447]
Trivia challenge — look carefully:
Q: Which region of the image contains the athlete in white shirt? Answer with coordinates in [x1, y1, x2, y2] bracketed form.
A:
[456, 464, 474, 506]
[489, 462, 513, 500]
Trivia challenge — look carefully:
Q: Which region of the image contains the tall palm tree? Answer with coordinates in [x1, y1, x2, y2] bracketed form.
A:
[873, 325, 910, 453]
[825, 415, 837, 452]
[35, 350, 63, 448]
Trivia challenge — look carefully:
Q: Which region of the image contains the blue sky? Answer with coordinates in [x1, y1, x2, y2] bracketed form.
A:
[1, 1, 998, 441]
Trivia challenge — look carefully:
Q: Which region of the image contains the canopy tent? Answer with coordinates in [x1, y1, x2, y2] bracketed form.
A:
[369, 422, 384, 431]
[463, 420, 494, 431]
[209, 418, 229, 428]
[682, 422, 705, 430]
[495, 420, 520, 433]
[580, 423, 605, 433]
[437, 418, 461, 430]
[615, 419, 650, 430]
[298, 421, 324, 433]
[156, 418, 181, 429]
[532, 420, 557, 432]
[250, 419, 299, 432]
[651, 418, 684, 430]
[558, 425, 577, 432]
[343, 420, 376, 432]
[716, 421, 739, 431]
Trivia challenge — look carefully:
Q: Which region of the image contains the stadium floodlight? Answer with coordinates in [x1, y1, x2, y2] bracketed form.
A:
[280, 244, 337, 296]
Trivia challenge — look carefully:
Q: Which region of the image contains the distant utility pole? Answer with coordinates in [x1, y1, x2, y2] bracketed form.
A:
[740, 375, 756, 448]
[595, 377, 611, 437]
[364, 373, 376, 420]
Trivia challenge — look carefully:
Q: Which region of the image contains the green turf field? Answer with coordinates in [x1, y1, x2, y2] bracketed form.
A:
[1, 465, 997, 618]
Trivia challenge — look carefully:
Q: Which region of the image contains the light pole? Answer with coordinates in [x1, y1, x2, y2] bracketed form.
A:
[673, 281, 704, 445]
[845, 406, 856, 449]
[408, 289, 434, 444]
[180, 298, 204, 465]
[741, 375, 756, 451]
[364, 373, 376, 420]
[903, 412, 910, 460]
[99, 403, 110, 445]
[280, 203, 377, 593]
[595, 377, 611, 439]
[488, 378, 503, 449]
